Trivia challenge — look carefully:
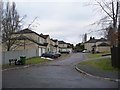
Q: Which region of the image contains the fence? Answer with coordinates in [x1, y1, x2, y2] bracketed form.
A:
[2, 48, 39, 64]
[111, 46, 120, 69]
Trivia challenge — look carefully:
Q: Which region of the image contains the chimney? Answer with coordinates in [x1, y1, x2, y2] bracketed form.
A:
[90, 37, 92, 40]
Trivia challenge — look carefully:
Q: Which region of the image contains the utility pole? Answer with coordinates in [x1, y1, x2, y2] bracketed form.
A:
[0, 1, 3, 90]
[118, 0, 120, 46]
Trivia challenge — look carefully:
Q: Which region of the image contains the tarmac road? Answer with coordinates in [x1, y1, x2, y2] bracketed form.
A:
[2, 53, 118, 88]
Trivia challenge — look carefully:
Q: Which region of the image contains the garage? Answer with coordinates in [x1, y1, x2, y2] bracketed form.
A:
[39, 48, 42, 56]
[42, 48, 46, 54]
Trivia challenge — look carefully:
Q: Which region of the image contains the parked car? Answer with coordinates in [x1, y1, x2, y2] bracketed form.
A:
[41, 51, 59, 58]
[55, 52, 61, 57]
[82, 50, 89, 53]
[60, 51, 70, 54]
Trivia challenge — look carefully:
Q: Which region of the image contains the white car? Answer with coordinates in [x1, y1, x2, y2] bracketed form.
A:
[82, 50, 89, 53]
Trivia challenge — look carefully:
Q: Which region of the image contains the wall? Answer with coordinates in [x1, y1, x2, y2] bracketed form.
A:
[96, 41, 109, 46]
[97, 46, 111, 53]
[58, 44, 67, 48]
[66, 48, 73, 53]
[12, 40, 38, 50]
[84, 43, 95, 51]
[2, 48, 38, 64]
[3, 33, 39, 51]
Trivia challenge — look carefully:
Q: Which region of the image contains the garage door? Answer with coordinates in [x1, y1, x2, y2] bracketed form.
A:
[42, 48, 46, 54]
[39, 48, 42, 56]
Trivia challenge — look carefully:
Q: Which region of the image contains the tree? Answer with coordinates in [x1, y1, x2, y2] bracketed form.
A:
[91, 0, 120, 46]
[74, 43, 84, 52]
[118, 12, 120, 46]
[92, 0, 120, 68]
[2, 2, 25, 51]
[0, 0, 3, 38]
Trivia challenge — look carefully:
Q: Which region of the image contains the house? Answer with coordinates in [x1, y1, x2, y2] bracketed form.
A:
[50, 39, 59, 52]
[84, 37, 111, 53]
[3, 28, 48, 56]
[58, 41, 67, 52]
[97, 43, 111, 52]
[66, 43, 73, 53]
[2, 28, 74, 64]
[40, 34, 51, 52]
[58, 41, 73, 53]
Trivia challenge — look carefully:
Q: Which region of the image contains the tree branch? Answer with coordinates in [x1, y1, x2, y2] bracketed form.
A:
[95, 0, 113, 19]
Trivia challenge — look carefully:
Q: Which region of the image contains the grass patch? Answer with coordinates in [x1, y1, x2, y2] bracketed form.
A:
[2, 56, 48, 69]
[87, 52, 111, 58]
[79, 58, 120, 72]
[2, 64, 16, 69]
[61, 54, 69, 56]
[26, 56, 48, 65]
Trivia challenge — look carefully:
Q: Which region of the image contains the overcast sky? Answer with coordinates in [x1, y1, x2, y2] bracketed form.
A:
[4, 0, 104, 45]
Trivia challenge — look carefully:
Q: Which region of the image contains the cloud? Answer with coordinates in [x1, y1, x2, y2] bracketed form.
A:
[5, 0, 103, 45]
[6, 0, 92, 3]
[29, 19, 94, 45]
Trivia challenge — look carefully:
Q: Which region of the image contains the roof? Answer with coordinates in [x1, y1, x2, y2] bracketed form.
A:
[58, 41, 66, 44]
[85, 39, 98, 43]
[10, 36, 47, 46]
[97, 38, 107, 42]
[40, 34, 49, 39]
[13, 28, 46, 39]
[50, 39, 58, 42]
[14, 28, 37, 34]
[92, 45, 96, 47]
[85, 38, 107, 43]
[98, 43, 110, 47]
[52, 39, 58, 42]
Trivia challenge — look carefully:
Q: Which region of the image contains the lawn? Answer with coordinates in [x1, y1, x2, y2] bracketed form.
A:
[2, 64, 16, 69]
[26, 56, 48, 64]
[61, 53, 70, 57]
[79, 58, 120, 72]
[2, 56, 48, 69]
[87, 52, 111, 58]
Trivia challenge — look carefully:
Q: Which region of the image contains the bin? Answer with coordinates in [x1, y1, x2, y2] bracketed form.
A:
[20, 56, 26, 65]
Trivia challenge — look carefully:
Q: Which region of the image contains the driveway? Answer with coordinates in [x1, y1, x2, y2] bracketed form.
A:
[2, 53, 118, 88]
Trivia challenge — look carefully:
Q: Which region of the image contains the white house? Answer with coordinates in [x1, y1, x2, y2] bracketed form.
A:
[84, 37, 111, 53]
[58, 41, 73, 53]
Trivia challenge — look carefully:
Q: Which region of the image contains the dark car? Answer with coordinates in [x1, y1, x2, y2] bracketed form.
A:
[55, 52, 61, 57]
[41, 51, 58, 58]
[60, 51, 70, 54]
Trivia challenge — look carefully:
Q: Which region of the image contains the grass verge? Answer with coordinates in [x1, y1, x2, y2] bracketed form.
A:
[87, 52, 111, 58]
[79, 58, 120, 72]
[2, 56, 48, 69]
[26, 56, 48, 64]
[61, 53, 70, 57]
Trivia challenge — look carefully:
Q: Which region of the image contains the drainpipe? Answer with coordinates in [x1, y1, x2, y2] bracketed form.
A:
[24, 39, 25, 50]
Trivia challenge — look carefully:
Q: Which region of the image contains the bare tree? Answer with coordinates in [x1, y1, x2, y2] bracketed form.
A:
[91, 0, 120, 68]
[91, 0, 120, 46]
[2, 2, 26, 51]
[27, 17, 38, 29]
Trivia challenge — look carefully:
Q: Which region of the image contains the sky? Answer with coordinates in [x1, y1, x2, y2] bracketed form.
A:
[4, 0, 105, 45]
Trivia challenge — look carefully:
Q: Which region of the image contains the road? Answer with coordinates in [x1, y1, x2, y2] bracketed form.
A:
[2, 53, 118, 88]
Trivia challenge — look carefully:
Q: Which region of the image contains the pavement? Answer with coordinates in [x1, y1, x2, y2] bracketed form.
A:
[2, 54, 120, 82]
[3, 53, 118, 88]
[75, 56, 120, 82]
